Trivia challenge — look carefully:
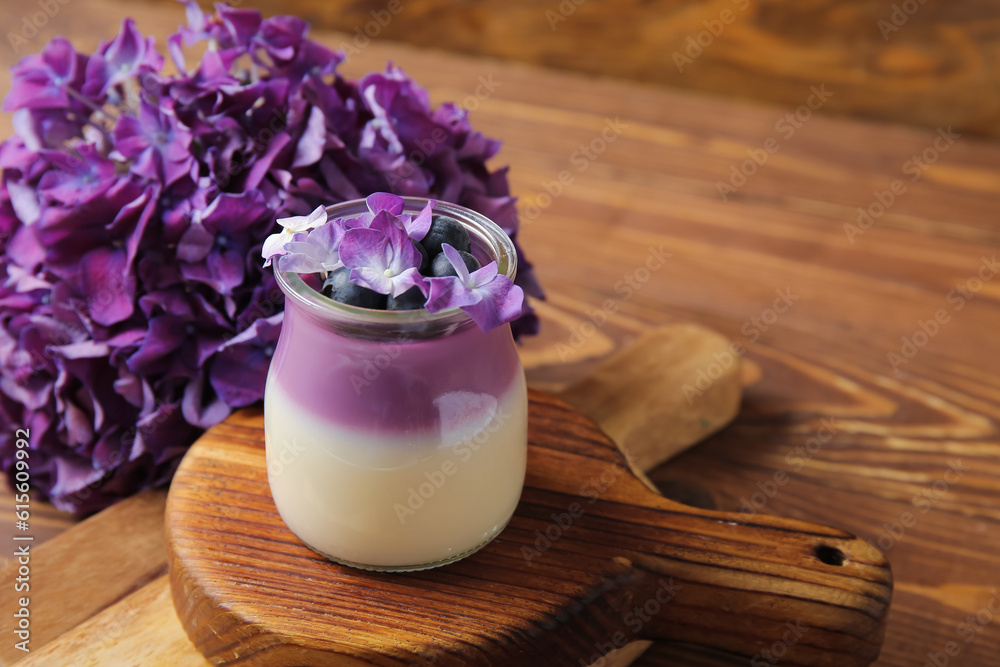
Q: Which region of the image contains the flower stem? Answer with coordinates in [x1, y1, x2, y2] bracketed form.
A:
[123, 79, 140, 116]
[65, 87, 119, 124]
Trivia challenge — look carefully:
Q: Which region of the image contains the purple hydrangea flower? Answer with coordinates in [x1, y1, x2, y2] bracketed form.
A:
[261, 205, 326, 267]
[0, 5, 540, 514]
[425, 244, 524, 331]
[111, 98, 194, 185]
[339, 211, 424, 297]
[275, 221, 344, 275]
[340, 193, 432, 240]
[3, 37, 88, 111]
[83, 18, 164, 97]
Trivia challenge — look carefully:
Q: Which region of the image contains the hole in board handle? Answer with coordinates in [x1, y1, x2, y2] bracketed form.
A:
[814, 545, 847, 566]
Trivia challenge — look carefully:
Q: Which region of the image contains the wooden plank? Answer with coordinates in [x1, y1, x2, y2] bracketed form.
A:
[558, 324, 744, 472]
[138, 0, 1000, 139]
[0, 491, 77, 570]
[15, 576, 211, 667]
[0, 492, 168, 666]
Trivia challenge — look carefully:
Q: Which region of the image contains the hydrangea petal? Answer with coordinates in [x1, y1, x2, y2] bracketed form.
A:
[365, 192, 404, 215]
[79, 247, 135, 326]
[462, 280, 524, 332]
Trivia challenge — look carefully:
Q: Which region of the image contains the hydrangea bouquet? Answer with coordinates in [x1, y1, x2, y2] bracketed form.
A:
[0, 3, 541, 513]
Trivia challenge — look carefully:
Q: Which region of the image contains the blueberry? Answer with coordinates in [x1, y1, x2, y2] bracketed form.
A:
[431, 249, 480, 277]
[387, 287, 426, 311]
[321, 267, 352, 298]
[414, 240, 430, 273]
[421, 215, 471, 256]
[333, 283, 387, 309]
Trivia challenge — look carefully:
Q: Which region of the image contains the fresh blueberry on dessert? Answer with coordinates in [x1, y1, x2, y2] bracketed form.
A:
[333, 283, 387, 309]
[431, 249, 480, 277]
[387, 287, 427, 311]
[421, 215, 471, 256]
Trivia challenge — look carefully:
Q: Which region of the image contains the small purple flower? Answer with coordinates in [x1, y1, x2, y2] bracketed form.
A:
[209, 312, 282, 407]
[425, 244, 524, 332]
[3, 37, 88, 111]
[10, 108, 87, 154]
[339, 211, 424, 297]
[79, 246, 136, 327]
[178, 191, 270, 295]
[342, 193, 433, 241]
[83, 18, 164, 97]
[276, 221, 344, 274]
[112, 98, 194, 185]
[262, 205, 327, 267]
[37, 144, 117, 206]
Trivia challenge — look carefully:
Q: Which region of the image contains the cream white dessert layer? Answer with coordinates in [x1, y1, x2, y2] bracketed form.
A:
[264, 373, 528, 568]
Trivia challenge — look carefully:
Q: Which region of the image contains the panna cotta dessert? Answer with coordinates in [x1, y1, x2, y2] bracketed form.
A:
[262, 196, 529, 570]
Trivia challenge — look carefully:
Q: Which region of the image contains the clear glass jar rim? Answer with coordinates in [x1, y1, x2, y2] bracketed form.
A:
[274, 197, 518, 339]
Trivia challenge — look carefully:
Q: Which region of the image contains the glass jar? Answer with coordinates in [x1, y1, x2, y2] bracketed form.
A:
[264, 198, 528, 571]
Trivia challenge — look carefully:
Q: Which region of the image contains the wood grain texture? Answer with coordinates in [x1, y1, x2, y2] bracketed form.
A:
[166, 394, 890, 667]
[0, 326, 742, 667]
[558, 324, 743, 472]
[1, 1, 999, 665]
[15, 575, 212, 667]
[136, 0, 1000, 139]
[0, 491, 168, 666]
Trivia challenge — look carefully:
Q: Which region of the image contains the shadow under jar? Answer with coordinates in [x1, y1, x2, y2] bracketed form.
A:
[264, 198, 528, 571]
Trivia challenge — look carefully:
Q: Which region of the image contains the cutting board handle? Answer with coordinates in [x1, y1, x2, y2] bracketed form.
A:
[580, 485, 891, 667]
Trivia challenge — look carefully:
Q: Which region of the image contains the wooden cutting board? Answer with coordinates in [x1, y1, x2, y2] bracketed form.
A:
[166, 397, 891, 666]
[1, 324, 889, 666]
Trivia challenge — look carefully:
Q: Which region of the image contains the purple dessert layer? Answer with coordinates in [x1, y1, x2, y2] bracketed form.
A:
[268, 304, 522, 435]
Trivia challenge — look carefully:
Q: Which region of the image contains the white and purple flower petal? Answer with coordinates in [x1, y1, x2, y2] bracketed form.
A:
[461, 279, 524, 332]
[365, 192, 405, 216]
[340, 215, 422, 296]
[403, 199, 434, 241]
[424, 244, 524, 331]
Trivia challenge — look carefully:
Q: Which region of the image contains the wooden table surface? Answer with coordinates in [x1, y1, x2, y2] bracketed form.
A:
[2, 0, 1000, 665]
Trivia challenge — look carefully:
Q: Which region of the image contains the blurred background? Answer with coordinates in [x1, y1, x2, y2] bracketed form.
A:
[136, 0, 1000, 139]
